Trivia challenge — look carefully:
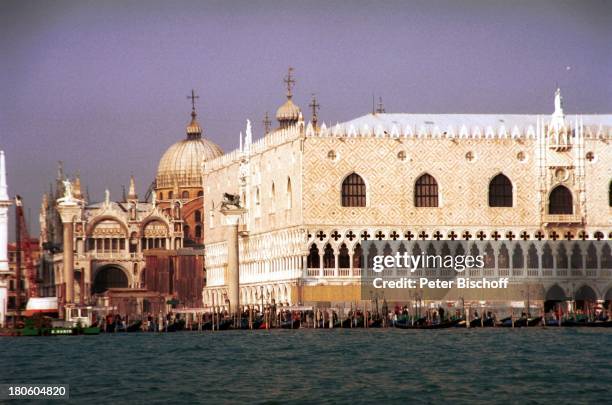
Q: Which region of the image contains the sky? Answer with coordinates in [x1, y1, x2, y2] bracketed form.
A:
[0, 0, 611, 238]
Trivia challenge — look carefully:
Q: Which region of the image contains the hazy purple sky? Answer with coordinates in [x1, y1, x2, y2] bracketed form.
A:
[1, 0, 611, 237]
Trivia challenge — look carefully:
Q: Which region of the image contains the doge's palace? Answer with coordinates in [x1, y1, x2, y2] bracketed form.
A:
[202, 83, 612, 310]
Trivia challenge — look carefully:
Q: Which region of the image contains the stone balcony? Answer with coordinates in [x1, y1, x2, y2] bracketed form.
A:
[80, 252, 143, 261]
[304, 266, 611, 282]
[543, 214, 583, 225]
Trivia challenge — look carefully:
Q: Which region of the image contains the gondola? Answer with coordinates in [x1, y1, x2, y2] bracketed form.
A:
[468, 317, 495, 327]
[337, 318, 364, 328]
[499, 316, 542, 327]
[587, 320, 612, 327]
[238, 318, 263, 330]
[562, 319, 612, 327]
[214, 319, 232, 330]
[126, 321, 142, 332]
[166, 320, 186, 332]
[280, 319, 301, 329]
[394, 318, 462, 329]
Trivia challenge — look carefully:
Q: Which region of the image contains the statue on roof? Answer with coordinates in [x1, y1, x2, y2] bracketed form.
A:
[57, 179, 78, 205]
[554, 88, 563, 114]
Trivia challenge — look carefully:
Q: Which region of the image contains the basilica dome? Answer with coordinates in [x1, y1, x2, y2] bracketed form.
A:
[156, 110, 223, 191]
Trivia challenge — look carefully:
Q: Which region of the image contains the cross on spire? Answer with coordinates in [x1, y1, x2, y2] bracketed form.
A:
[263, 112, 271, 134]
[284, 67, 295, 99]
[309, 93, 320, 128]
[376, 96, 385, 114]
[187, 89, 199, 114]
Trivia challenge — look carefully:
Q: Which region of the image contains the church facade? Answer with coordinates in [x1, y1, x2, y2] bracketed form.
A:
[202, 87, 612, 310]
[39, 102, 223, 312]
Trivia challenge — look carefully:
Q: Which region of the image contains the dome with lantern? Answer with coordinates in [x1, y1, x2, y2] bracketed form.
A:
[156, 98, 223, 197]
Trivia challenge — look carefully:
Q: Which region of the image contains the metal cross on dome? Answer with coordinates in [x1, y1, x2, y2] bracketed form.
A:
[284, 67, 295, 98]
[263, 112, 272, 135]
[309, 94, 320, 126]
[187, 89, 199, 112]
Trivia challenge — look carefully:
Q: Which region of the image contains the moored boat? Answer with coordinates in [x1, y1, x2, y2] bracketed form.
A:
[280, 319, 301, 329]
[394, 318, 462, 329]
[499, 316, 542, 327]
[469, 317, 495, 327]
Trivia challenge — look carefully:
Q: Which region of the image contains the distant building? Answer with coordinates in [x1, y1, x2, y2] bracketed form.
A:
[6, 239, 40, 321]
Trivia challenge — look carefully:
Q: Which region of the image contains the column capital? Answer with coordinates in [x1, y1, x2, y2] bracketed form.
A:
[57, 203, 81, 223]
[220, 208, 246, 226]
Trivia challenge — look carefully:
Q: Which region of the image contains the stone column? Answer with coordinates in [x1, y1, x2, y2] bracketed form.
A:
[220, 207, 245, 318]
[0, 151, 11, 327]
[334, 250, 339, 277]
[57, 203, 81, 306]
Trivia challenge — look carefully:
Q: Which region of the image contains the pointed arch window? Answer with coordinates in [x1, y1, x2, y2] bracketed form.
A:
[341, 173, 366, 207]
[489, 174, 513, 207]
[339, 244, 350, 268]
[307, 244, 320, 268]
[549, 185, 573, 214]
[323, 243, 335, 268]
[270, 182, 276, 213]
[254, 187, 261, 217]
[287, 177, 292, 209]
[415, 174, 438, 207]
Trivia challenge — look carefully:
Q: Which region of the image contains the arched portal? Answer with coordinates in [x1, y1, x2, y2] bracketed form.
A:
[544, 284, 567, 312]
[574, 285, 597, 311]
[605, 287, 612, 312]
[92, 266, 129, 294]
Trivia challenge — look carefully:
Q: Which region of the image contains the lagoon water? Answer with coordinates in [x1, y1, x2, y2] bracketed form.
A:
[2, 328, 612, 404]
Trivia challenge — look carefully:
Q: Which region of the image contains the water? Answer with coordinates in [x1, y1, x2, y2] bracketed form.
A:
[1, 328, 611, 404]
